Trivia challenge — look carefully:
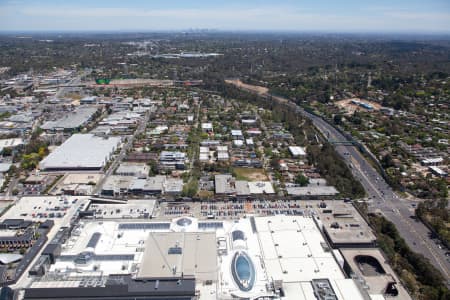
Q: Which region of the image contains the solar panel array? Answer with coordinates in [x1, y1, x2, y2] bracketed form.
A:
[118, 223, 170, 230]
[232, 230, 245, 241]
[95, 254, 135, 261]
[86, 232, 101, 248]
[60, 254, 134, 261]
[198, 222, 223, 229]
[168, 246, 183, 255]
[250, 216, 257, 233]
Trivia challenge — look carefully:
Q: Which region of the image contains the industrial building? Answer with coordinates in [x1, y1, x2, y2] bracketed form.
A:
[39, 134, 121, 171]
[41, 106, 99, 132]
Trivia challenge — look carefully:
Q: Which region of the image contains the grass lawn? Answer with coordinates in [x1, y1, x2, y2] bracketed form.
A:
[197, 190, 214, 199]
[232, 168, 268, 181]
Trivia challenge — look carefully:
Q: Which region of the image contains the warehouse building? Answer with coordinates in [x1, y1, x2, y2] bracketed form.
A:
[41, 106, 99, 132]
[39, 134, 121, 171]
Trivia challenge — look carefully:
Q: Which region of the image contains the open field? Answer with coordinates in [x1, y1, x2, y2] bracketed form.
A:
[233, 167, 268, 181]
[335, 98, 382, 114]
[225, 79, 269, 95]
[197, 190, 214, 199]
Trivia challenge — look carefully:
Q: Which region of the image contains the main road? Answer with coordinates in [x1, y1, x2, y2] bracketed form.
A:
[228, 80, 450, 282]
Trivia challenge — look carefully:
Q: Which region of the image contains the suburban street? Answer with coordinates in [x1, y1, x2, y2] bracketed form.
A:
[93, 110, 151, 195]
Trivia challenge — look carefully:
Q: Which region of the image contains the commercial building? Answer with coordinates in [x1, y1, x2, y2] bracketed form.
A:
[24, 276, 196, 300]
[217, 146, 229, 161]
[215, 175, 274, 196]
[340, 248, 411, 300]
[23, 215, 372, 299]
[0, 138, 24, 153]
[164, 178, 184, 194]
[101, 175, 183, 196]
[286, 185, 339, 198]
[80, 96, 97, 105]
[288, 146, 307, 158]
[315, 200, 377, 248]
[199, 146, 210, 162]
[138, 231, 217, 280]
[39, 134, 121, 171]
[116, 163, 149, 178]
[41, 106, 99, 132]
[159, 151, 187, 170]
[215, 174, 236, 195]
[247, 181, 275, 194]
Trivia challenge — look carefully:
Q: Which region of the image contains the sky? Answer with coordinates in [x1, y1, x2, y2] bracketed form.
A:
[0, 0, 449, 33]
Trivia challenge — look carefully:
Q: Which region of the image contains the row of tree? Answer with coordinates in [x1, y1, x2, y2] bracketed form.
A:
[369, 213, 449, 300]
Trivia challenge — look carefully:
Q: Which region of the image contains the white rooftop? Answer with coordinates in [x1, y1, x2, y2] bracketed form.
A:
[248, 181, 275, 194]
[233, 140, 244, 147]
[255, 215, 344, 282]
[40, 134, 121, 170]
[201, 123, 213, 130]
[231, 129, 243, 136]
[0, 138, 24, 151]
[288, 146, 307, 157]
[41, 106, 98, 130]
[33, 215, 370, 300]
[286, 185, 339, 196]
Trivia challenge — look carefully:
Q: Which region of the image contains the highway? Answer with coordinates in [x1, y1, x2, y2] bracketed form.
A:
[228, 82, 450, 282]
[299, 108, 450, 280]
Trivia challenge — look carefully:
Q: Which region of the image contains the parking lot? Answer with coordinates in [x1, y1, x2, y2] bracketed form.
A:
[1, 196, 90, 226]
[159, 202, 191, 217]
[157, 199, 319, 220]
[88, 199, 156, 219]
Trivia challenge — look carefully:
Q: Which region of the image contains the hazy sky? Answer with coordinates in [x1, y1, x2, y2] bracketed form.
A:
[1, 0, 449, 33]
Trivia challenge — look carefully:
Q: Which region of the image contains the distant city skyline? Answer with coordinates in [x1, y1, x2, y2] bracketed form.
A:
[1, 0, 449, 33]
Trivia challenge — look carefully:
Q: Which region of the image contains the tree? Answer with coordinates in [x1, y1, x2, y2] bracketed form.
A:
[295, 173, 309, 186]
[147, 160, 158, 176]
[333, 114, 343, 125]
[1, 147, 12, 156]
[182, 179, 198, 197]
[381, 154, 394, 168]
